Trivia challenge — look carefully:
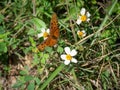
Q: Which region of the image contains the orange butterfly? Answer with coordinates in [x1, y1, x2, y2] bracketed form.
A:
[37, 13, 59, 51]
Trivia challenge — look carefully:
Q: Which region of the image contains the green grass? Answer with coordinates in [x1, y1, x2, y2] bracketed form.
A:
[0, 0, 120, 90]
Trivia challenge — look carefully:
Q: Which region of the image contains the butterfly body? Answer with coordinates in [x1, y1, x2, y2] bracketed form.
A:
[37, 13, 59, 51]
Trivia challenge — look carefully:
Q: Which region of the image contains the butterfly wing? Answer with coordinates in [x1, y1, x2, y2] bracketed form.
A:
[37, 36, 57, 51]
[37, 13, 59, 51]
[50, 13, 59, 38]
[37, 37, 50, 51]
[48, 36, 58, 46]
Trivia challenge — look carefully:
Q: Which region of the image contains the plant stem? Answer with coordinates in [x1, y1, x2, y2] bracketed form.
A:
[39, 63, 65, 90]
[96, 0, 118, 37]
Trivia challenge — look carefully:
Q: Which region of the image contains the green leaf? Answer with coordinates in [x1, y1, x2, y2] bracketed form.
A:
[0, 42, 7, 53]
[27, 81, 35, 90]
[24, 75, 34, 82]
[57, 46, 63, 54]
[31, 18, 46, 31]
[104, 70, 110, 78]
[91, 0, 97, 4]
[27, 28, 36, 36]
[20, 70, 28, 75]
[0, 32, 9, 39]
[29, 36, 36, 47]
[0, 14, 4, 23]
[34, 77, 41, 85]
[0, 26, 5, 34]
[41, 53, 49, 64]
[45, 47, 53, 53]
[12, 81, 25, 88]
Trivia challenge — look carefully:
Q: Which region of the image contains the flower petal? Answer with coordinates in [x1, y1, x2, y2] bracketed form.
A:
[71, 58, 77, 63]
[44, 37, 48, 40]
[76, 19, 82, 25]
[80, 8, 86, 15]
[83, 33, 86, 37]
[38, 33, 43, 38]
[70, 49, 77, 56]
[46, 29, 50, 33]
[61, 54, 66, 60]
[77, 31, 80, 35]
[87, 18, 90, 22]
[86, 12, 91, 17]
[65, 47, 71, 54]
[82, 30, 85, 34]
[64, 60, 70, 65]
[82, 30, 86, 37]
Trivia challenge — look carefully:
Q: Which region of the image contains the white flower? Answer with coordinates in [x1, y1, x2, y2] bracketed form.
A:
[61, 47, 77, 65]
[77, 30, 86, 37]
[76, 8, 91, 25]
[38, 28, 50, 40]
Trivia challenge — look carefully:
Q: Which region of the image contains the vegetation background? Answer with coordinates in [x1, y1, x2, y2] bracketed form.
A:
[0, 0, 120, 90]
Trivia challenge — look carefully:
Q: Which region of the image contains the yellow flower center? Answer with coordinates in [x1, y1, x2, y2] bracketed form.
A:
[80, 15, 87, 21]
[78, 31, 84, 37]
[43, 32, 49, 38]
[66, 54, 72, 60]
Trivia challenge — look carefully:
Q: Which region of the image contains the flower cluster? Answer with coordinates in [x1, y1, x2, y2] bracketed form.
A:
[76, 8, 91, 38]
[60, 8, 90, 65]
